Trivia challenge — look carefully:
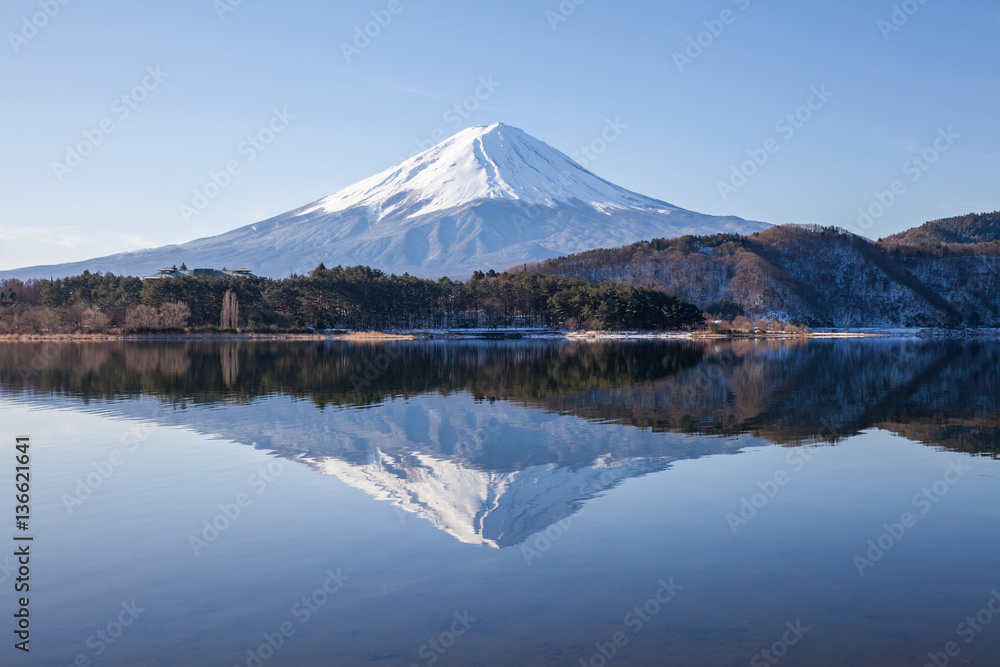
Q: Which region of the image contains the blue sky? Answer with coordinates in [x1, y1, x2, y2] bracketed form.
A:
[1, 0, 998, 269]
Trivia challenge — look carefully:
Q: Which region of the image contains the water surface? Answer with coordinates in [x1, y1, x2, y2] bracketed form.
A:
[0, 339, 998, 666]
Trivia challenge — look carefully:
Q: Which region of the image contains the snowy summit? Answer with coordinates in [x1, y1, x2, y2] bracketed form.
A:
[305, 122, 671, 219]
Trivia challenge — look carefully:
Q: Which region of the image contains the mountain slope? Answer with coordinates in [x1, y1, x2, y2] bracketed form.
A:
[0, 123, 768, 281]
[524, 224, 1000, 327]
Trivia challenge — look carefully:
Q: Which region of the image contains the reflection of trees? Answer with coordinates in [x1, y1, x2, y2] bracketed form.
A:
[221, 346, 239, 387]
[0, 341, 705, 407]
[0, 339, 998, 457]
[122, 344, 191, 377]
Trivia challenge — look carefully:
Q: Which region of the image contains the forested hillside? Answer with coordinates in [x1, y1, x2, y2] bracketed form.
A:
[882, 210, 1000, 246]
[0, 266, 702, 334]
[522, 223, 1000, 327]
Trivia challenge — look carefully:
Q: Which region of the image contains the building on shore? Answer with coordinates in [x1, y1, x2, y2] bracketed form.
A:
[141, 265, 255, 280]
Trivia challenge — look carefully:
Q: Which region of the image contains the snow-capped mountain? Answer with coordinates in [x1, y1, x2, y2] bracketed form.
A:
[304, 122, 683, 218]
[0, 123, 768, 280]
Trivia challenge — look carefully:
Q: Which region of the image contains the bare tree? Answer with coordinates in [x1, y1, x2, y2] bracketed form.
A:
[159, 302, 191, 329]
[17, 307, 60, 333]
[220, 290, 239, 329]
[0, 309, 14, 334]
[81, 307, 110, 332]
[124, 305, 161, 331]
[63, 302, 88, 330]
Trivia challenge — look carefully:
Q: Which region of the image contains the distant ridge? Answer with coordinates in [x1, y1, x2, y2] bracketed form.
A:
[881, 210, 1000, 246]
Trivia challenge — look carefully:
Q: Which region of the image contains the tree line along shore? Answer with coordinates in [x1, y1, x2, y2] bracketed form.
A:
[0, 265, 709, 335]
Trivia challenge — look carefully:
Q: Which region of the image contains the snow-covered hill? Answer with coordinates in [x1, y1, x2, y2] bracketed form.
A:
[0, 123, 768, 280]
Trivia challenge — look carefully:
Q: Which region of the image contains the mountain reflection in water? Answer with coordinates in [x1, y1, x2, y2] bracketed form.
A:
[1, 338, 996, 547]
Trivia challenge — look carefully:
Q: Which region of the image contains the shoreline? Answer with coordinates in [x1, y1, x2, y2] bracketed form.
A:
[0, 327, 990, 342]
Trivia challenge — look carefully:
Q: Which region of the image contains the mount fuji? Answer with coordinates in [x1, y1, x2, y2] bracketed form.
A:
[2, 123, 769, 280]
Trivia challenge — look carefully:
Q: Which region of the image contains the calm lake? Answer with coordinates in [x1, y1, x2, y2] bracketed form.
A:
[0, 339, 998, 666]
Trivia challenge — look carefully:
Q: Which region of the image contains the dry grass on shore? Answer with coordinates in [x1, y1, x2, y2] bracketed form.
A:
[0, 330, 418, 342]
